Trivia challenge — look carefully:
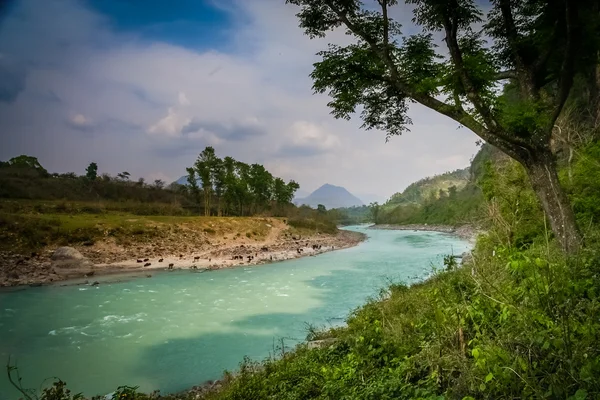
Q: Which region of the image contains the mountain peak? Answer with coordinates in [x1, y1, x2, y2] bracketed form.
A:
[294, 184, 364, 209]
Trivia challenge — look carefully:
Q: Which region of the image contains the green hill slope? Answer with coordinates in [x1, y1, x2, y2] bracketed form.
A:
[377, 144, 506, 226]
[386, 168, 470, 206]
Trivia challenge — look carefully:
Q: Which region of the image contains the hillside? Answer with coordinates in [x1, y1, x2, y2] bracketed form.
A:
[294, 183, 364, 209]
[386, 167, 470, 206]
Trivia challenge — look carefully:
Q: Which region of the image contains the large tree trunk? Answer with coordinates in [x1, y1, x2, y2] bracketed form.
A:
[523, 151, 582, 253]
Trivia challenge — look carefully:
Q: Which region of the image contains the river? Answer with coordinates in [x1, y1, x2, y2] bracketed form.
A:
[0, 226, 471, 398]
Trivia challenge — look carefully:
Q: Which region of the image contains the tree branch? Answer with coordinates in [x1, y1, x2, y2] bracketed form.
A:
[322, 0, 530, 162]
[532, 21, 558, 77]
[550, 0, 577, 130]
[441, 9, 499, 131]
[378, 0, 390, 60]
[493, 70, 517, 80]
[498, 0, 526, 74]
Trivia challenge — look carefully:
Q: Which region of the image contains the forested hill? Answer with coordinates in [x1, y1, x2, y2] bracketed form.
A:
[376, 144, 505, 226]
[386, 168, 470, 206]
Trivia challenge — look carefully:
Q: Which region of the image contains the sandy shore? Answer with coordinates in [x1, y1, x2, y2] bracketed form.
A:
[368, 224, 480, 242]
[0, 228, 365, 288]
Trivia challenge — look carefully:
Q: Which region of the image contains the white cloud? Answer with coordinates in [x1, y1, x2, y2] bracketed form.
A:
[148, 107, 190, 137]
[286, 121, 340, 152]
[0, 0, 480, 199]
[178, 91, 190, 106]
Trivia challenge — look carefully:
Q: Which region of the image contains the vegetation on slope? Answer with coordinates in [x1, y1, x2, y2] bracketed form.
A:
[386, 168, 470, 206]
[375, 145, 499, 227]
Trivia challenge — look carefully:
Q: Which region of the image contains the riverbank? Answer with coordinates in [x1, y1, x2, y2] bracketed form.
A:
[368, 223, 480, 242]
[0, 220, 365, 287]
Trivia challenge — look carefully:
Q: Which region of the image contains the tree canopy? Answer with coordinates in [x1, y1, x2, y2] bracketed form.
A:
[287, 0, 600, 253]
[187, 147, 300, 216]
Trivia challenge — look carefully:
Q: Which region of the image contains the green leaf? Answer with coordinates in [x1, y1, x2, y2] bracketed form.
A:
[485, 372, 494, 383]
[574, 389, 588, 400]
[471, 348, 480, 359]
[479, 383, 486, 391]
[542, 341, 550, 350]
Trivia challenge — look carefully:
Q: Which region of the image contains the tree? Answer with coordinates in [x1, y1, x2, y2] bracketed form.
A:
[85, 162, 98, 181]
[317, 204, 327, 213]
[186, 167, 201, 212]
[287, 0, 599, 253]
[369, 202, 380, 223]
[153, 179, 165, 189]
[222, 156, 239, 215]
[195, 147, 217, 216]
[287, 180, 300, 198]
[211, 157, 226, 216]
[448, 185, 458, 198]
[8, 155, 48, 175]
[235, 161, 251, 216]
[248, 163, 274, 213]
[117, 171, 130, 181]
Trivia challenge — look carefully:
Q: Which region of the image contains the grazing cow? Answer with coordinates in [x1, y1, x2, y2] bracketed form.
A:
[137, 259, 143, 263]
[179, 254, 183, 258]
[143, 258, 149, 262]
[144, 262, 151, 267]
[158, 258, 164, 262]
[270, 255, 273, 261]
[168, 263, 174, 270]
[209, 258, 212, 262]
[193, 256, 200, 261]
[191, 265, 198, 270]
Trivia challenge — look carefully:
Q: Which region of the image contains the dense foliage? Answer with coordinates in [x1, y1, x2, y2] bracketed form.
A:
[185, 147, 300, 217]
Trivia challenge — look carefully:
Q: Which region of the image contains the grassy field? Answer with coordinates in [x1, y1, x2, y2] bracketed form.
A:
[0, 200, 286, 253]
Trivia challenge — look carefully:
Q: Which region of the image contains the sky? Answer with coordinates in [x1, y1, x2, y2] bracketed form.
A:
[0, 0, 480, 204]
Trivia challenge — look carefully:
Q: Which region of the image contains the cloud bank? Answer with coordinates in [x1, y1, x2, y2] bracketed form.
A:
[0, 0, 480, 200]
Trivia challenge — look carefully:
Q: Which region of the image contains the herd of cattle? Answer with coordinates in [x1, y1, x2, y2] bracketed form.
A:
[133, 242, 331, 271]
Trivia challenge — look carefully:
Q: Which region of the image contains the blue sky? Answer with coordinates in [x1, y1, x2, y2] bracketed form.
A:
[86, 0, 234, 51]
[0, 0, 480, 202]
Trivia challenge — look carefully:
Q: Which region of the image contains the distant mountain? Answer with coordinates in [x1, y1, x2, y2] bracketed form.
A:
[174, 175, 200, 186]
[294, 184, 364, 209]
[293, 189, 310, 202]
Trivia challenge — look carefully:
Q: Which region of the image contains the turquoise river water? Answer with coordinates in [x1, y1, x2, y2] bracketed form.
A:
[0, 226, 471, 399]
